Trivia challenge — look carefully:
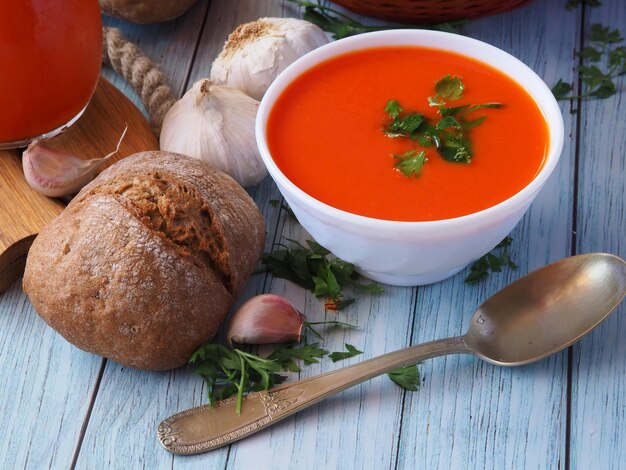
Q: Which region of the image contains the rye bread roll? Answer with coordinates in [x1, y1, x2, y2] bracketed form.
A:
[23, 151, 265, 370]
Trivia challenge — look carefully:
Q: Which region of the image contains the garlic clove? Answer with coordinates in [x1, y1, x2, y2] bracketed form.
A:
[211, 17, 329, 101]
[226, 294, 306, 346]
[22, 125, 128, 198]
[160, 79, 267, 187]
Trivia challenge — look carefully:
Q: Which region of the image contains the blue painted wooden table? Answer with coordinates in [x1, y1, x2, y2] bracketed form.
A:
[1, 1, 625, 468]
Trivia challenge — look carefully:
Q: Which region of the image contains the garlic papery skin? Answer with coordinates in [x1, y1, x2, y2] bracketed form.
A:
[210, 17, 329, 101]
[160, 79, 265, 187]
[227, 294, 306, 346]
[22, 126, 127, 198]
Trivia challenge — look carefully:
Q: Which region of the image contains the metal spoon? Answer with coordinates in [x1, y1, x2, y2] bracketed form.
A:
[158, 253, 626, 455]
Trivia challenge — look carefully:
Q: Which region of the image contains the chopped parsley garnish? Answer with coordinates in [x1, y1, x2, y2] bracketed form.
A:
[328, 343, 363, 362]
[383, 75, 503, 176]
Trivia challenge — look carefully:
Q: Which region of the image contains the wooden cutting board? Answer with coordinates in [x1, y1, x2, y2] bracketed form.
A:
[0, 77, 159, 293]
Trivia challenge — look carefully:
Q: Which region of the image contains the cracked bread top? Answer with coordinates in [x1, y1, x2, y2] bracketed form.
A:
[23, 151, 266, 370]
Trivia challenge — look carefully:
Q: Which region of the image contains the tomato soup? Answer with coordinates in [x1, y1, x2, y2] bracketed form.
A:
[266, 46, 549, 221]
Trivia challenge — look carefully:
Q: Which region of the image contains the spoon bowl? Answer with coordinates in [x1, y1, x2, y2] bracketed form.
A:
[159, 253, 626, 455]
[466, 253, 626, 365]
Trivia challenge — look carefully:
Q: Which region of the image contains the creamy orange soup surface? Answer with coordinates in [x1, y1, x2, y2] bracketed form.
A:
[267, 46, 549, 221]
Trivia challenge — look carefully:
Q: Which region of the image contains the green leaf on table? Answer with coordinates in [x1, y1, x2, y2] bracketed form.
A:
[261, 239, 383, 307]
[552, 79, 574, 100]
[328, 343, 364, 362]
[465, 236, 518, 283]
[393, 149, 427, 177]
[387, 365, 421, 391]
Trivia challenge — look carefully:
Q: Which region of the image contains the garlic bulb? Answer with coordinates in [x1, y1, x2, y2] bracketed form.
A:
[22, 126, 127, 197]
[210, 17, 329, 101]
[160, 79, 265, 187]
[226, 294, 306, 345]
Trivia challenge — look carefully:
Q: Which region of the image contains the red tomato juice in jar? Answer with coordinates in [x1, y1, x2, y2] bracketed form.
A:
[0, 0, 102, 148]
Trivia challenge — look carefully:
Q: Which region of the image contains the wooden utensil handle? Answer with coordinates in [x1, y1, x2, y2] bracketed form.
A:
[158, 336, 469, 455]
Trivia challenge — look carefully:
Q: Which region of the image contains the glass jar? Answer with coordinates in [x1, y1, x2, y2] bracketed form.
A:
[0, 0, 102, 149]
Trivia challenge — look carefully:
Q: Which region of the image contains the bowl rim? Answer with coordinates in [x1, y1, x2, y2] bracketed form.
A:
[256, 29, 564, 232]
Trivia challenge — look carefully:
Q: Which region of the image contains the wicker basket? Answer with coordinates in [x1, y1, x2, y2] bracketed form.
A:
[332, 0, 535, 24]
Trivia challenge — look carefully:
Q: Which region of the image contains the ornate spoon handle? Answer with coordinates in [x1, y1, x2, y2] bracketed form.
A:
[158, 336, 469, 455]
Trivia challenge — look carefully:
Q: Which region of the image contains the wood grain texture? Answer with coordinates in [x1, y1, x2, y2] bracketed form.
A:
[1, 1, 625, 469]
[0, 78, 158, 294]
[0, 280, 103, 469]
[569, 2, 626, 469]
[396, 2, 579, 468]
[101, 0, 212, 106]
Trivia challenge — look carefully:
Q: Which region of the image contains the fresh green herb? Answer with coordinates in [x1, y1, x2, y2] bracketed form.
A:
[261, 239, 383, 308]
[269, 199, 297, 220]
[304, 320, 359, 340]
[387, 364, 421, 391]
[288, 0, 466, 40]
[328, 343, 363, 362]
[383, 76, 502, 174]
[566, 0, 601, 10]
[465, 236, 518, 283]
[189, 342, 329, 414]
[393, 150, 428, 177]
[433, 75, 465, 102]
[553, 23, 625, 102]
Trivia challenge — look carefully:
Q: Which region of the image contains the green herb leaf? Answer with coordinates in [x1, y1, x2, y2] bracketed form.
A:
[382, 80, 501, 175]
[576, 46, 602, 61]
[384, 99, 403, 119]
[190, 341, 332, 413]
[438, 134, 472, 163]
[434, 75, 465, 101]
[552, 79, 574, 100]
[436, 115, 463, 130]
[393, 149, 427, 177]
[387, 365, 421, 391]
[588, 23, 622, 44]
[465, 236, 518, 283]
[328, 343, 363, 362]
[553, 22, 624, 102]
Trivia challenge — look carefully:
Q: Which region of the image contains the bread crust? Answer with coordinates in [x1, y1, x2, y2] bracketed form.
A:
[23, 151, 265, 370]
[99, 0, 198, 24]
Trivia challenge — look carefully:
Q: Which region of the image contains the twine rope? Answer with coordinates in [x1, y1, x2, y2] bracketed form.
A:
[102, 27, 175, 136]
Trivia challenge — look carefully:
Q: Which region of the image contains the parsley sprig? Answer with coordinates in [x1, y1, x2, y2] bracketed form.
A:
[384, 75, 503, 175]
[190, 338, 420, 414]
[190, 342, 328, 414]
[288, 0, 466, 40]
[552, 23, 625, 102]
[387, 364, 421, 391]
[261, 238, 383, 309]
[464, 236, 518, 283]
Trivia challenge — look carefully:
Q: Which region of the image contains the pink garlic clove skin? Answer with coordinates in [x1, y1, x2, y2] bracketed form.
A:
[227, 294, 305, 346]
[22, 141, 99, 197]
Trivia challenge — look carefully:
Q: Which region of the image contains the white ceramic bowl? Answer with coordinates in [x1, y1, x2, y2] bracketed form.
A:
[256, 30, 564, 286]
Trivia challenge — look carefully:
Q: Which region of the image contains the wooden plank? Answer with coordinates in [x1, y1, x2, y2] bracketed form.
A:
[0, 281, 103, 469]
[569, 2, 626, 469]
[395, 1, 580, 468]
[190, 2, 417, 468]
